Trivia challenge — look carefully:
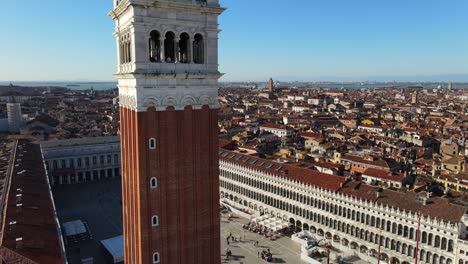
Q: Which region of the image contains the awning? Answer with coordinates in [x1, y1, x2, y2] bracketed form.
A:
[63, 220, 86, 236]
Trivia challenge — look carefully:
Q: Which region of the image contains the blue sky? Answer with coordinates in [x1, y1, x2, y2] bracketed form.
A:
[1, 0, 468, 82]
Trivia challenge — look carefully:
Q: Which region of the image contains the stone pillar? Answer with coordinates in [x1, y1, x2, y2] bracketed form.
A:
[187, 37, 192, 63]
[97, 170, 101, 180]
[112, 168, 116, 178]
[59, 175, 63, 185]
[50, 175, 55, 186]
[67, 174, 71, 184]
[174, 36, 180, 63]
[160, 37, 165, 63]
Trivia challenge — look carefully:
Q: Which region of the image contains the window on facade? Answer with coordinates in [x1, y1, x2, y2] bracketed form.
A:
[61, 160, 66, 168]
[114, 154, 119, 164]
[178, 32, 190, 63]
[149, 30, 161, 62]
[85, 157, 90, 166]
[149, 138, 156, 150]
[193, 34, 204, 64]
[100, 155, 104, 165]
[69, 159, 74, 168]
[107, 155, 111, 164]
[120, 34, 132, 64]
[164, 31, 175, 63]
[53, 160, 58, 170]
[78, 158, 82, 167]
[152, 215, 159, 227]
[93, 156, 97, 165]
[153, 253, 160, 263]
[150, 177, 157, 189]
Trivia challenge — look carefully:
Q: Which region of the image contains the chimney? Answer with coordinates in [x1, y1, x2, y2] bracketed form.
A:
[16, 237, 23, 249]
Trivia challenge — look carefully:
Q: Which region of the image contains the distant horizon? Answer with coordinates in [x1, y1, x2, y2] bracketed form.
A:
[2, 0, 468, 82]
[2, 78, 468, 84]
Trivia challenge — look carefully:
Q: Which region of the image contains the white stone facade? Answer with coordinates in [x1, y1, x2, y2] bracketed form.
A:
[7, 103, 22, 133]
[39, 137, 121, 185]
[109, 0, 224, 112]
[219, 158, 465, 264]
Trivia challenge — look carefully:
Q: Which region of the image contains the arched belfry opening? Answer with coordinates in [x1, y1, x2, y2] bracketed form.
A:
[149, 31, 161, 62]
[193, 34, 204, 64]
[164, 31, 175, 63]
[178, 33, 190, 63]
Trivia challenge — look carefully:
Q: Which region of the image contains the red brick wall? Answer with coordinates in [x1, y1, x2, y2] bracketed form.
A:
[120, 105, 220, 264]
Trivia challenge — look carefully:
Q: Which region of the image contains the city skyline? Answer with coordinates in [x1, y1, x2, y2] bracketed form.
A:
[2, 0, 468, 82]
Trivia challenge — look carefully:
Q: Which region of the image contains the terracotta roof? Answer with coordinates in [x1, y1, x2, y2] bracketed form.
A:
[0, 140, 64, 263]
[339, 181, 466, 224]
[341, 155, 390, 168]
[300, 132, 323, 139]
[219, 148, 346, 191]
[362, 168, 405, 182]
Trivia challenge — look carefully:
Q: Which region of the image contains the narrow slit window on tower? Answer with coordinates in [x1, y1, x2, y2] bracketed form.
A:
[152, 215, 159, 227]
[149, 138, 156, 150]
[153, 253, 160, 263]
[150, 177, 157, 189]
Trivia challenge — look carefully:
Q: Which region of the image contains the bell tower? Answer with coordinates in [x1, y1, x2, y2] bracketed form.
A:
[109, 0, 224, 263]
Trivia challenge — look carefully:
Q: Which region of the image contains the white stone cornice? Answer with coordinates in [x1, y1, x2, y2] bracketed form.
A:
[119, 86, 219, 112]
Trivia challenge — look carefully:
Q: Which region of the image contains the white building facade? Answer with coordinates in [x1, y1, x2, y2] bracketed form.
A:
[219, 149, 468, 264]
[7, 103, 22, 133]
[40, 137, 121, 185]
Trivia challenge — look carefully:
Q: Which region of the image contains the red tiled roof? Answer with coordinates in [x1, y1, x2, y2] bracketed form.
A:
[362, 168, 404, 182]
[341, 155, 390, 169]
[219, 148, 346, 191]
[300, 132, 323, 139]
[0, 140, 64, 263]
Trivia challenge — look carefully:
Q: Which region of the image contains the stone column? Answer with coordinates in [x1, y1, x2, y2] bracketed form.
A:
[50, 175, 55, 186]
[112, 168, 116, 178]
[174, 36, 180, 63]
[59, 175, 63, 185]
[67, 174, 71, 184]
[188, 38, 192, 63]
[160, 37, 165, 63]
[97, 170, 101, 180]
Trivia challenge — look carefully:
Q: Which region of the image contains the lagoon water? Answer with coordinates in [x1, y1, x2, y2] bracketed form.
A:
[0, 81, 117, 91]
[1, 81, 466, 91]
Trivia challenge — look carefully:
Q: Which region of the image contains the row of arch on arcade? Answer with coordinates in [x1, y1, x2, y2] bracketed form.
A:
[148, 30, 204, 64]
[221, 191, 454, 264]
[296, 218, 453, 264]
[219, 172, 455, 253]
